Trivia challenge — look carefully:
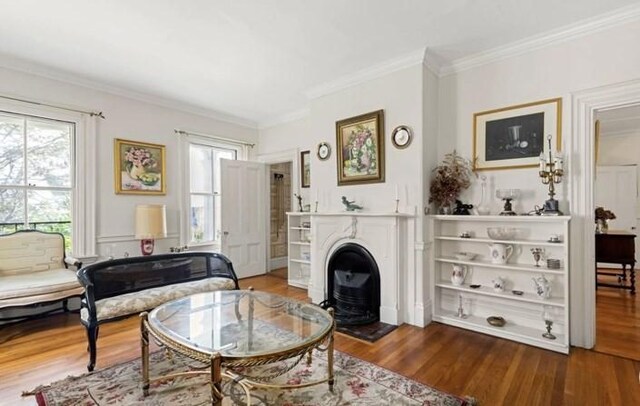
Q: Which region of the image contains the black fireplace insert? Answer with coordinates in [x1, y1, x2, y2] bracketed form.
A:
[326, 243, 380, 326]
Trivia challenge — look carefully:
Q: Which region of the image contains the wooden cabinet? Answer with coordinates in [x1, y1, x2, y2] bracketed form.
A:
[286, 212, 311, 288]
[430, 215, 571, 354]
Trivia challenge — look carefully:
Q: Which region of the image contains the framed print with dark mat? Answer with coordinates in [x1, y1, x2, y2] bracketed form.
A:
[473, 98, 562, 171]
[300, 150, 310, 188]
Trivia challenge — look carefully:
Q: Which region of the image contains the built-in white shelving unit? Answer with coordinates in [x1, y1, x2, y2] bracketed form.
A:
[430, 215, 570, 354]
[286, 212, 312, 288]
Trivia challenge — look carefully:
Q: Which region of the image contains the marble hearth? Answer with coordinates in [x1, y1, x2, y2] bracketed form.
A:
[308, 212, 418, 326]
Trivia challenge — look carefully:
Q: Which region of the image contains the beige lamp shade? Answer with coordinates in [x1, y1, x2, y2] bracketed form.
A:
[135, 204, 167, 239]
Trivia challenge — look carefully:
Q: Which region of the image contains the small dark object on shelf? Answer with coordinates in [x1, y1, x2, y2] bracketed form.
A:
[470, 284, 481, 289]
[487, 316, 506, 327]
[453, 200, 474, 215]
[512, 290, 524, 295]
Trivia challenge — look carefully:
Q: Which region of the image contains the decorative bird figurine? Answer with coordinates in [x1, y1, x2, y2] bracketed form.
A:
[341, 196, 363, 211]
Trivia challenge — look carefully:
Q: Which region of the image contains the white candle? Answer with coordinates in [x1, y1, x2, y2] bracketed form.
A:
[555, 154, 564, 172]
[395, 185, 399, 201]
[315, 190, 319, 202]
[539, 153, 546, 172]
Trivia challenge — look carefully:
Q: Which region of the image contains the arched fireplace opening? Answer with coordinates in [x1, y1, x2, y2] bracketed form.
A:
[326, 243, 380, 326]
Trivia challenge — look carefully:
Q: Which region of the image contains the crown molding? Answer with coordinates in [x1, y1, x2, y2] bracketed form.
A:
[599, 128, 640, 138]
[440, 3, 640, 76]
[305, 48, 428, 100]
[258, 108, 310, 129]
[0, 54, 259, 129]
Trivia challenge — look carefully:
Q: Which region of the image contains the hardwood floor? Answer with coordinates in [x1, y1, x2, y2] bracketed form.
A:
[594, 273, 640, 361]
[1, 273, 639, 405]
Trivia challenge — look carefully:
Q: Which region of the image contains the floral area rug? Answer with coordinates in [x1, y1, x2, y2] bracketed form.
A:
[25, 349, 475, 405]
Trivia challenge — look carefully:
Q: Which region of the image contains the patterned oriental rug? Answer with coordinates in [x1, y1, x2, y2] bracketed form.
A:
[25, 350, 476, 405]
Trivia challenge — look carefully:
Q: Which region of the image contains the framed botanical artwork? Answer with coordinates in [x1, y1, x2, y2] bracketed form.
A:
[300, 150, 311, 188]
[473, 98, 562, 171]
[114, 138, 166, 195]
[335, 109, 385, 185]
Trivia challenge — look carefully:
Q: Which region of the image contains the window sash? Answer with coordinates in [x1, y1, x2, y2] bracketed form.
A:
[186, 142, 238, 245]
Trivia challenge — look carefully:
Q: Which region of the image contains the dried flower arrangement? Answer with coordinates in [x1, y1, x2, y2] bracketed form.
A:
[594, 207, 616, 221]
[429, 151, 473, 211]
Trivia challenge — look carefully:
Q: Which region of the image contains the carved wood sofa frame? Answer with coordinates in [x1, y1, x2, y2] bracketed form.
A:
[0, 230, 82, 323]
[76, 252, 240, 371]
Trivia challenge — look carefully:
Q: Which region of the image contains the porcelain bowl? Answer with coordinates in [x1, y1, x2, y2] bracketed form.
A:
[454, 252, 477, 261]
[487, 227, 517, 240]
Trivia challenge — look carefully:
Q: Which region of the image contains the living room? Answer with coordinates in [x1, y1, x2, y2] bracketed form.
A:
[1, 1, 639, 405]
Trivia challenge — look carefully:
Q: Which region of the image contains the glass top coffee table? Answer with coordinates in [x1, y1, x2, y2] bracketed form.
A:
[140, 289, 335, 405]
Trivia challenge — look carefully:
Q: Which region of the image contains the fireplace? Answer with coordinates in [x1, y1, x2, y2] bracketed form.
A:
[326, 243, 380, 326]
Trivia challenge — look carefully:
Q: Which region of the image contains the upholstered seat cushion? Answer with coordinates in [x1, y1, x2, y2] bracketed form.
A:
[0, 268, 83, 309]
[80, 277, 236, 323]
[0, 268, 81, 300]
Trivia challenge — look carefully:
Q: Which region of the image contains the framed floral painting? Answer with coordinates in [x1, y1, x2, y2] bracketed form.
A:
[335, 110, 385, 186]
[114, 138, 166, 195]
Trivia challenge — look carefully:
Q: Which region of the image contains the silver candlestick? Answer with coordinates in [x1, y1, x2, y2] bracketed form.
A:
[314, 200, 318, 213]
[394, 199, 399, 213]
[455, 294, 467, 319]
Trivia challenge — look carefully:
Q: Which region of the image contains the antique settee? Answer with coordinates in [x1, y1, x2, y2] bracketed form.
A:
[0, 230, 82, 320]
[76, 252, 240, 371]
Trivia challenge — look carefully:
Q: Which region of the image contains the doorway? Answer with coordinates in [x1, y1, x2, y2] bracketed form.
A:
[593, 106, 640, 360]
[268, 162, 292, 279]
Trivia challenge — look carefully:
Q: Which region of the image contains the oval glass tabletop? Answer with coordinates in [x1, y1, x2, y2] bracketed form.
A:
[148, 290, 333, 358]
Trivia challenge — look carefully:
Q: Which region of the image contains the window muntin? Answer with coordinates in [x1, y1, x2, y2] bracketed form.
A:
[0, 111, 74, 251]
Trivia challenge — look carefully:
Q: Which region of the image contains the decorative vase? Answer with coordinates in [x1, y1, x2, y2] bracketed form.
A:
[439, 205, 453, 215]
[595, 219, 608, 234]
[127, 163, 146, 180]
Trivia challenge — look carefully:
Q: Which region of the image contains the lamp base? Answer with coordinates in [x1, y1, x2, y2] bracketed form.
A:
[140, 239, 155, 256]
[541, 198, 563, 216]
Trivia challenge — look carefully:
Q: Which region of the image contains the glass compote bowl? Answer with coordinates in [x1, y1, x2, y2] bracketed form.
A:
[496, 189, 520, 215]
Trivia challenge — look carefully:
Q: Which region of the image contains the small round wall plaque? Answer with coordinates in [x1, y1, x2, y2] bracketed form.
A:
[317, 142, 331, 160]
[391, 125, 412, 149]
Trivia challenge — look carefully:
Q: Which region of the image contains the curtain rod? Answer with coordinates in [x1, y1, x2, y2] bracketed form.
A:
[0, 94, 105, 119]
[174, 129, 255, 148]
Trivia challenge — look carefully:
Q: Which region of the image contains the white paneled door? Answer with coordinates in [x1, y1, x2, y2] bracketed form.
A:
[221, 159, 267, 279]
[595, 165, 639, 263]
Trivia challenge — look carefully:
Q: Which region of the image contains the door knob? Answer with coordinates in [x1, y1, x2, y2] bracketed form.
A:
[223, 231, 229, 236]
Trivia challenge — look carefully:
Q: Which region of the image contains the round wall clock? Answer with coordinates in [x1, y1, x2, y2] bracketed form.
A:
[317, 142, 331, 160]
[391, 125, 413, 149]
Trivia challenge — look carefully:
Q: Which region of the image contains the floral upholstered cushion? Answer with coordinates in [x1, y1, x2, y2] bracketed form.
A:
[80, 277, 236, 323]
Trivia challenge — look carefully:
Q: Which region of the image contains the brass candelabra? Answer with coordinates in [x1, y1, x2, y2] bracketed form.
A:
[538, 135, 564, 216]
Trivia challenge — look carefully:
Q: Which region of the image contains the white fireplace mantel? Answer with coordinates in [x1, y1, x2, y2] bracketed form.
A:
[307, 211, 417, 326]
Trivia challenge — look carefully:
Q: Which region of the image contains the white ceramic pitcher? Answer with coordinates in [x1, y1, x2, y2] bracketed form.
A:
[488, 243, 513, 264]
[451, 264, 467, 286]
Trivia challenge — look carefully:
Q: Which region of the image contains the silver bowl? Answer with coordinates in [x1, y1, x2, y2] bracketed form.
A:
[487, 227, 517, 240]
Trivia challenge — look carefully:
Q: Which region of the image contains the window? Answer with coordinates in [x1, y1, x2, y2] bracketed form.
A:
[0, 111, 74, 251]
[188, 143, 237, 244]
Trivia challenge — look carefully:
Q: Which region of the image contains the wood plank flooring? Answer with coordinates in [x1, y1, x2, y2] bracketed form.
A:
[594, 273, 640, 361]
[1, 273, 639, 405]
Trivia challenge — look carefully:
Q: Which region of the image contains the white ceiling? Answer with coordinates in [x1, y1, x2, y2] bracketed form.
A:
[598, 105, 640, 137]
[0, 0, 638, 126]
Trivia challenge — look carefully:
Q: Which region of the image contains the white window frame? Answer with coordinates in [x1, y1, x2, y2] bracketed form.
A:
[179, 133, 245, 247]
[0, 98, 97, 259]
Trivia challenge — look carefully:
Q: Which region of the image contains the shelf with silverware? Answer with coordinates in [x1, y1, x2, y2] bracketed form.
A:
[430, 215, 571, 354]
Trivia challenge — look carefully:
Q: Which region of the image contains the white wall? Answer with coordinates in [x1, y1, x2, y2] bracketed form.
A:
[0, 66, 258, 259]
[598, 133, 640, 219]
[439, 19, 640, 214]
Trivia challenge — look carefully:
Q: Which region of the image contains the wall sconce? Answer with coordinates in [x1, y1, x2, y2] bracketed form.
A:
[135, 204, 167, 255]
[538, 135, 564, 216]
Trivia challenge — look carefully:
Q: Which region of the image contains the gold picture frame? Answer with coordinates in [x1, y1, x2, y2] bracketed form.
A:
[335, 110, 385, 186]
[114, 138, 166, 195]
[473, 98, 562, 171]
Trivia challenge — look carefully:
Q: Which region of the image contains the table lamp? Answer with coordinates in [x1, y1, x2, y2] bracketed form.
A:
[135, 204, 167, 255]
